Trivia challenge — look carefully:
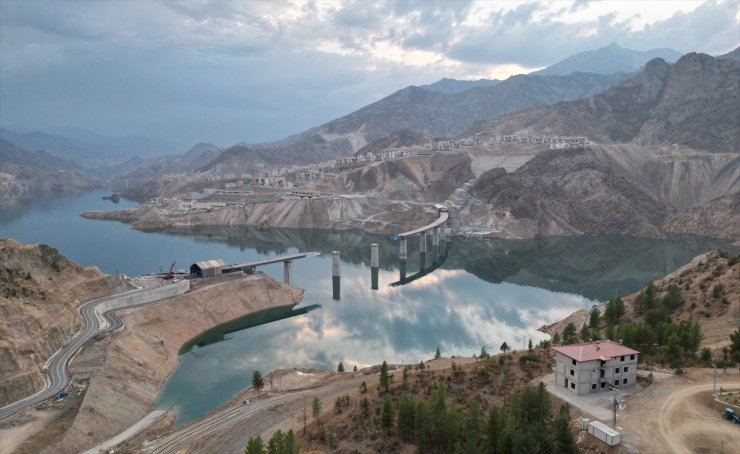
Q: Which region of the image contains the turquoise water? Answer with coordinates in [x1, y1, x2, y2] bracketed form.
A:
[0, 191, 734, 425]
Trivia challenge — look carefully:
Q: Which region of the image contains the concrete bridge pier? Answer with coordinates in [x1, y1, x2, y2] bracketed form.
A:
[399, 237, 407, 280]
[332, 251, 341, 300]
[445, 227, 452, 242]
[419, 232, 427, 271]
[370, 243, 379, 290]
[432, 227, 440, 264]
[283, 260, 292, 285]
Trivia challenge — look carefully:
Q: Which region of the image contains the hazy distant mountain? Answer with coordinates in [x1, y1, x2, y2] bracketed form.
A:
[223, 70, 630, 173]
[717, 46, 740, 61]
[533, 43, 682, 76]
[420, 77, 500, 93]
[0, 139, 96, 202]
[0, 128, 185, 168]
[470, 53, 740, 153]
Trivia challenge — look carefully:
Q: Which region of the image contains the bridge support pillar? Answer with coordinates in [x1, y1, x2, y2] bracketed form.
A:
[419, 232, 427, 271]
[283, 260, 292, 285]
[432, 228, 440, 264]
[332, 251, 341, 300]
[445, 227, 452, 242]
[370, 243, 379, 290]
[399, 237, 407, 280]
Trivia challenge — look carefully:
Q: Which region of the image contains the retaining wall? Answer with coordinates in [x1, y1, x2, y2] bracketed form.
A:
[94, 280, 190, 314]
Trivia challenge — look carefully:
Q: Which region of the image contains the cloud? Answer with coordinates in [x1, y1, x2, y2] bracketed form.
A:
[0, 0, 737, 147]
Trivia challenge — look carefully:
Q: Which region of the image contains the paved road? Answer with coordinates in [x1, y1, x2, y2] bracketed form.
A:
[0, 286, 160, 421]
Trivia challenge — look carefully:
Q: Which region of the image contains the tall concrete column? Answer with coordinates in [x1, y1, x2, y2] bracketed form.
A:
[370, 243, 379, 290]
[419, 232, 427, 271]
[445, 227, 452, 242]
[432, 227, 440, 264]
[399, 237, 407, 280]
[332, 251, 341, 300]
[283, 260, 292, 285]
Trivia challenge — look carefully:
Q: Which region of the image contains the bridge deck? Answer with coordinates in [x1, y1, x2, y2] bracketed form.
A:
[398, 211, 449, 238]
[223, 251, 320, 273]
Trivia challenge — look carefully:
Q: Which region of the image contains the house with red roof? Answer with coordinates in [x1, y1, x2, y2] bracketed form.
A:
[553, 340, 639, 395]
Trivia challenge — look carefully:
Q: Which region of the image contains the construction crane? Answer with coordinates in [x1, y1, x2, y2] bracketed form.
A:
[161, 260, 176, 279]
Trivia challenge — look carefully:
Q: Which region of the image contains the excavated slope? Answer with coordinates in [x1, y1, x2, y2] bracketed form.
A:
[0, 239, 130, 407]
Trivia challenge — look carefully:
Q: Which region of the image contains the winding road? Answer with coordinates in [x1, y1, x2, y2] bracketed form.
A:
[0, 284, 164, 421]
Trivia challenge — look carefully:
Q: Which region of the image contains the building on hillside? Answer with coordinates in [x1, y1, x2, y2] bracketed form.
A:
[190, 259, 226, 277]
[553, 340, 639, 395]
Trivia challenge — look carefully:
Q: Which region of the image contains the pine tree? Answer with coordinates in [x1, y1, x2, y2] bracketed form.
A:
[589, 306, 600, 328]
[244, 435, 265, 454]
[435, 346, 442, 359]
[554, 404, 577, 454]
[380, 395, 394, 435]
[337, 361, 344, 372]
[252, 370, 264, 396]
[500, 341, 510, 356]
[484, 406, 504, 453]
[312, 397, 321, 427]
[380, 360, 390, 392]
[397, 394, 416, 442]
[414, 400, 430, 451]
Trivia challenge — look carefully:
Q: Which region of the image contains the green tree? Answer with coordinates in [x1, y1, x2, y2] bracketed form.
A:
[500, 341, 510, 356]
[435, 346, 442, 359]
[353, 364, 358, 372]
[312, 397, 321, 427]
[712, 283, 724, 299]
[484, 405, 504, 453]
[552, 332, 561, 345]
[562, 323, 577, 345]
[580, 324, 591, 342]
[528, 338, 533, 352]
[380, 360, 390, 392]
[252, 370, 264, 396]
[554, 404, 577, 454]
[730, 328, 740, 364]
[397, 394, 416, 442]
[337, 361, 344, 372]
[700, 347, 712, 364]
[244, 435, 265, 454]
[589, 306, 600, 328]
[266, 429, 299, 454]
[380, 395, 394, 435]
[414, 401, 431, 451]
[480, 345, 490, 359]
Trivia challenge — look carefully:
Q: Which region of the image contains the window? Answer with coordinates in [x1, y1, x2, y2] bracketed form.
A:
[614, 380, 619, 386]
[591, 384, 597, 390]
[600, 360, 605, 366]
[601, 382, 606, 388]
[623, 378, 628, 384]
[572, 359, 576, 365]
[624, 367, 629, 373]
[630, 354, 635, 360]
[620, 356, 625, 361]
[570, 369, 575, 376]
[570, 382, 576, 390]
[615, 367, 620, 374]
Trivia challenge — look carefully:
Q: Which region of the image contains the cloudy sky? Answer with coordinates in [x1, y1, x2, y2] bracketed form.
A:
[1, 0, 737, 148]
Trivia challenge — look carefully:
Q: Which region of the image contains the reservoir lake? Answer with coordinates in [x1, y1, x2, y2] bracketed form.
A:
[1, 191, 735, 424]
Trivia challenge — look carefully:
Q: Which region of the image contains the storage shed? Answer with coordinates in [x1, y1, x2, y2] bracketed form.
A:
[190, 259, 226, 277]
[587, 420, 621, 446]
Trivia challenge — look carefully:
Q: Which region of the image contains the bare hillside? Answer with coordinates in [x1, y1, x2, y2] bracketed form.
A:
[0, 239, 130, 407]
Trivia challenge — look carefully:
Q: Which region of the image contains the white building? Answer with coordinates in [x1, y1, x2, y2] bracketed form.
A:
[553, 340, 639, 395]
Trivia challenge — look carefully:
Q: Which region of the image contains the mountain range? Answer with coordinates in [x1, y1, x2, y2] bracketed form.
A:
[468, 52, 740, 153]
[532, 43, 682, 76]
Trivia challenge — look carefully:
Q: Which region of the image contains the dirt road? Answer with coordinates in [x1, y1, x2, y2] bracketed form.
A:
[620, 369, 740, 453]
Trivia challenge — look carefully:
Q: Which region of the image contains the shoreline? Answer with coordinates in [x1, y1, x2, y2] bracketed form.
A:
[34, 273, 303, 454]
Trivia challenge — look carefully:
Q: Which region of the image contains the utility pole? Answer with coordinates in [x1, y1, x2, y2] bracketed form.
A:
[712, 363, 717, 396]
[303, 395, 307, 435]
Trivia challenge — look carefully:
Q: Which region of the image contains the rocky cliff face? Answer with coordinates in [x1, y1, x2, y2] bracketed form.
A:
[466, 144, 739, 239]
[663, 193, 740, 240]
[470, 53, 740, 153]
[0, 239, 130, 407]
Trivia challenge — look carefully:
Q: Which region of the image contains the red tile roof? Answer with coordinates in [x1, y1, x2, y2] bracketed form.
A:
[553, 340, 639, 362]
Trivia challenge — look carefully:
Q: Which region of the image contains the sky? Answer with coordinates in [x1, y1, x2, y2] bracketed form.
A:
[0, 0, 738, 149]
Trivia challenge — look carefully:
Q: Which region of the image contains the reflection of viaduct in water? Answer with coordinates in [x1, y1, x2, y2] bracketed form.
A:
[396, 204, 451, 284]
[183, 304, 321, 355]
[389, 243, 449, 287]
